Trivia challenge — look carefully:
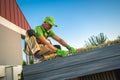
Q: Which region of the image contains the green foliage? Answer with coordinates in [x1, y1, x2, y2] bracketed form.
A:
[85, 33, 107, 47]
[30, 59, 34, 64]
[77, 35, 120, 54]
[21, 59, 34, 80]
[117, 35, 120, 39]
[22, 60, 27, 66]
[21, 70, 24, 80]
[21, 60, 27, 80]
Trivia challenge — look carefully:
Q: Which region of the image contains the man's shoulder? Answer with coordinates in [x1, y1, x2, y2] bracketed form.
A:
[48, 29, 56, 37]
[35, 25, 42, 28]
[49, 29, 54, 33]
[34, 25, 42, 33]
[34, 25, 42, 30]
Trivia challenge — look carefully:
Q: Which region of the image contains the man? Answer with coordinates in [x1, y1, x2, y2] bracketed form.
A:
[34, 16, 76, 61]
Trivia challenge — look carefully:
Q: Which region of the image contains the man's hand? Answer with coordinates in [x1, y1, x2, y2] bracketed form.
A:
[66, 45, 76, 54]
[56, 49, 68, 57]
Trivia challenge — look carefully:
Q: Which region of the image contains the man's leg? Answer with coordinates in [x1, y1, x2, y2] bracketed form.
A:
[34, 45, 60, 61]
[34, 52, 44, 62]
[43, 53, 60, 60]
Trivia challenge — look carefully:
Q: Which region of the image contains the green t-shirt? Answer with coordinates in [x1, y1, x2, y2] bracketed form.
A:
[34, 25, 56, 38]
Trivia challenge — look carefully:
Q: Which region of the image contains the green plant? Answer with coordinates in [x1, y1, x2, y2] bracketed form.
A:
[22, 60, 27, 66]
[117, 35, 120, 40]
[85, 33, 107, 47]
[21, 70, 24, 80]
[21, 60, 27, 80]
[77, 35, 120, 54]
[30, 59, 34, 64]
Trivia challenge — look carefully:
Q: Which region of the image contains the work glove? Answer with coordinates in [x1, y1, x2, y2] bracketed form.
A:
[66, 45, 76, 54]
[56, 49, 68, 57]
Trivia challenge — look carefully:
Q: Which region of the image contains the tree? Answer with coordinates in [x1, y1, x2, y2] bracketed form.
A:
[117, 35, 120, 40]
[85, 33, 107, 47]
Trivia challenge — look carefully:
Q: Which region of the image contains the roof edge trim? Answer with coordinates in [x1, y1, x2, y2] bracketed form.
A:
[0, 16, 26, 36]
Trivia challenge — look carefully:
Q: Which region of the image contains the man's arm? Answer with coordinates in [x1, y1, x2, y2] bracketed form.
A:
[52, 35, 77, 53]
[37, 36, 57, 52]
[52, 35, 68, 47]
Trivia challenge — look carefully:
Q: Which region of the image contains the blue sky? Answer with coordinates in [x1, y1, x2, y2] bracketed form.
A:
[17, 0, 120, 50]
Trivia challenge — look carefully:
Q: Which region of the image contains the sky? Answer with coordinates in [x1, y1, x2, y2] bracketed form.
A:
[17, 0, 120, 51]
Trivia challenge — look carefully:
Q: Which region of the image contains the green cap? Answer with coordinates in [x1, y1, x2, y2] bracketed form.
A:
[44, 16, 57, 27]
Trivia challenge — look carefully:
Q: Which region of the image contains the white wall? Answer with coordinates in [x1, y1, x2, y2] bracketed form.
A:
[0, 65, 22, 80]
[0, 24, 23, 65]
[13, 65, 22, 80]
[0, 66, 5, 77]
[0, 16, 26, 65]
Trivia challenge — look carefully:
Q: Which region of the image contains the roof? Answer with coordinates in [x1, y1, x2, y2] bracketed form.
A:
[0, 0, 30, 30]
[23, 43, 120, 80]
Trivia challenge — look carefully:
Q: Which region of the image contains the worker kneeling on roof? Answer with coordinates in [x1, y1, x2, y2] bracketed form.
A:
[24, 16, 76, 61]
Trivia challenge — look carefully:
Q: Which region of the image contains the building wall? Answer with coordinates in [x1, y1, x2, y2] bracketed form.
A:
[0, 0, 30, 79]
[0, 24, 23, 65]
[5, 66, 13, 80]
[0, 0, 30, 65]
[0, 65, 22, 80]
[0, 66, 5, 78]
[13, 65, 22, 80]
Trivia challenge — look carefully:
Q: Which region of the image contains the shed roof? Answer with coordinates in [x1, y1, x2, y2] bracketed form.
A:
[23, 43, 120, 80]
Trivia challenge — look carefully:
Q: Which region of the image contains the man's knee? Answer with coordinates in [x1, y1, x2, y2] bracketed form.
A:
[27, 29, 35, 37]
[54, 45, 61, 49]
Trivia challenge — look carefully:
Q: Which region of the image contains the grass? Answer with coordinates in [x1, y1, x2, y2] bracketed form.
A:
[76, 38, 120, 53]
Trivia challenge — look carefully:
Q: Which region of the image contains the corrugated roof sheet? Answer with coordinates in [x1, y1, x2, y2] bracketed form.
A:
[0, 0, 30, 30]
